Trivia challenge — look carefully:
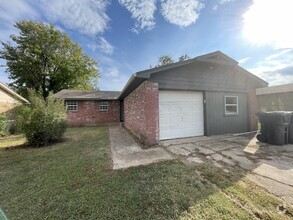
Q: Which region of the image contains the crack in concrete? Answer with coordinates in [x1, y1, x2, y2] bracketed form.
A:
[252, 172, 293, 188]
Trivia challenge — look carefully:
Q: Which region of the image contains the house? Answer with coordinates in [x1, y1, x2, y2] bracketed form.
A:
[53, 90, 121, 126]
[55, 51, 268, 145]
[120, 51, 267, 145]
[0, 82, 29, 113]
[256, 83, 293, 111]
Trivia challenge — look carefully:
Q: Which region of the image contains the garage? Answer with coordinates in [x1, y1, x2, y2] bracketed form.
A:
[159, 90, 204, 140]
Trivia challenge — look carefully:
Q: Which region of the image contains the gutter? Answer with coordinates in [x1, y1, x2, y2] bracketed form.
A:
[0, 83, 29, 103]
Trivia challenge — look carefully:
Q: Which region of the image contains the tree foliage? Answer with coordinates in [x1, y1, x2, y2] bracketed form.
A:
[0, 20, 99, 99]
[156, 55, 174, 67]
[154, 54, 190, 68]
[178, 54, 190, 62]
[15, 91, 67, 147]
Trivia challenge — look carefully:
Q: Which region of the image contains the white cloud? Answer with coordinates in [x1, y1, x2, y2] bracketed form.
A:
[0, 0, 38, 24]
[265, 49, 292, 61]
[104, 66, 119, 78]
[160, 0, 204, 27]
[213, 0, 236, 11]
[238, 57, 250, 64]
[219, 0, 235, 4]
[118, 0, 157, 32]
[0, 0, 38, 43]
[0, 0, 111, 39]
[97, 37, 114, 55]
[100, 70, 129, 91]
[40, 0, 110, 36]
[88, 37, 114, 55]
[248, 50, 293, 86]
[243, 0, 293, 48]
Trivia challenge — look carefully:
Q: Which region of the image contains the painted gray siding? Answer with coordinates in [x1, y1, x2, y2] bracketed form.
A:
[257, 92, 293, 111]
[205, 91, 248, 135]
[149, 61, 254, 93]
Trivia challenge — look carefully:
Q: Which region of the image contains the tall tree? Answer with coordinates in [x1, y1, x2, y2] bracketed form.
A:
[156, 55, 174, 67]
[0, 20, 99, 99]
[178, 54, 190, 62]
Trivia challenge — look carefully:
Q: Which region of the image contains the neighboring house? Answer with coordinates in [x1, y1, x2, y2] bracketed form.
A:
[0, 82, 29, 113]
[55, 51, 268, 145]
[54, 90, 121, 126]
[256, 83, 293, 111]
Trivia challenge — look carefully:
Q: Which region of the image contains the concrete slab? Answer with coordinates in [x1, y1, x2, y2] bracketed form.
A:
[160, 135, 230, 147]
[211, 153, 224, 161]
[167, 145, 191, 156]
[253, 163, 293, 186]
[164, 133, 293, 205]
[109, 125, 174, 170]
[145, 147, 174, 163]
[247, 174, 293, 205]
[193, 146, 215, 155]
[186, 156, 204, 163]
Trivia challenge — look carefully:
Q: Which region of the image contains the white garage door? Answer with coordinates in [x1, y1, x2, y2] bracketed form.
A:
[159, 91, 204, 140]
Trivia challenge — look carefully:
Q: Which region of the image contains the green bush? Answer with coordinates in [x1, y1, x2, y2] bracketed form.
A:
[16, 91, 67, 147]
[0, 114, 7, 136]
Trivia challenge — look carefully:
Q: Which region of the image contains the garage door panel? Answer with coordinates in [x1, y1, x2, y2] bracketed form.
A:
[182, 116, 203, 124]
[160, 116, 182, 126]
[159, 91, 204, 140]
[170, 104, 181, 112]
[159, 104, 170, 112]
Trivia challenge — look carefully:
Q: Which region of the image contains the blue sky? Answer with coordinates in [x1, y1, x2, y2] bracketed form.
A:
[0, 0, 293, 91]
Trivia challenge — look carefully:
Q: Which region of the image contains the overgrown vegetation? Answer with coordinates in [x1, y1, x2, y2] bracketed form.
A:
[1, 127, 292, 219]
[0, 114, 7, 136]
[15, 91, 67, 146]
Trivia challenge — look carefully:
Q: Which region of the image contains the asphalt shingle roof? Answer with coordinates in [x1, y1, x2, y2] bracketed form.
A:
[54, 89, 120, 100]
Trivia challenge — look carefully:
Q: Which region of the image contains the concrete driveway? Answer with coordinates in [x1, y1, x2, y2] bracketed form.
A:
[161, 134, 293, 205]
[109, 125, 173, 170]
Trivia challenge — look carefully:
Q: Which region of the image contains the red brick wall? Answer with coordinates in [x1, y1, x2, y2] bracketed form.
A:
[124, 81, 159, 145]
[67, 100, 120, 126]
[248, 89, 258, 131]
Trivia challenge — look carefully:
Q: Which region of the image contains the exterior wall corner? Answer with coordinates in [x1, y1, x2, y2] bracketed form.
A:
[124, 81, 159, 146]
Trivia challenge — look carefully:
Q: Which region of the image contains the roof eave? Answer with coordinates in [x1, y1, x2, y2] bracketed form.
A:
[0, 83, 29, 103]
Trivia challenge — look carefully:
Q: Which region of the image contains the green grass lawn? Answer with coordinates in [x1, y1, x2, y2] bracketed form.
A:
[0, 126, 292, 220]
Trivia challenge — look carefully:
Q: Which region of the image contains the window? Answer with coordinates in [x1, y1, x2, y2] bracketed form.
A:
[225, 96, 238, 115]
[99, 101, 108, 111]
[65, 100, 78, 111]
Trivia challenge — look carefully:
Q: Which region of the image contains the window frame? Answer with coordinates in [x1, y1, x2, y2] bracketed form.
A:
[65, 100, 78, 111]
[99, 101, 109, 112]
[224, 96, 239, 115]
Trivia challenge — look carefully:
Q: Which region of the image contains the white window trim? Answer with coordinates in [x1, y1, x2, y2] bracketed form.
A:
[225, 96, 238, 115]
[99, 101, 108, 111]
[65, 100, 78, 111]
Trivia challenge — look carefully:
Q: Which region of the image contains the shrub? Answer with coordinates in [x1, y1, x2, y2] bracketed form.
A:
[16, 91, 67, 147]
[0, 113, 7, 136]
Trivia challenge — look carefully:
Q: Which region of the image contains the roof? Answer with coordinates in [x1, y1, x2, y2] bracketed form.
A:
[54, 89, 120, 100]
[256, 83, 293, 95]
[0, 82, 29, 103]
[119, 51, 268, 99]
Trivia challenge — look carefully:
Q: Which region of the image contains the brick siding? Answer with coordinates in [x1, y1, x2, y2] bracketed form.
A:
[67, 100, 120, 126]
[124, 81, 159, 145]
